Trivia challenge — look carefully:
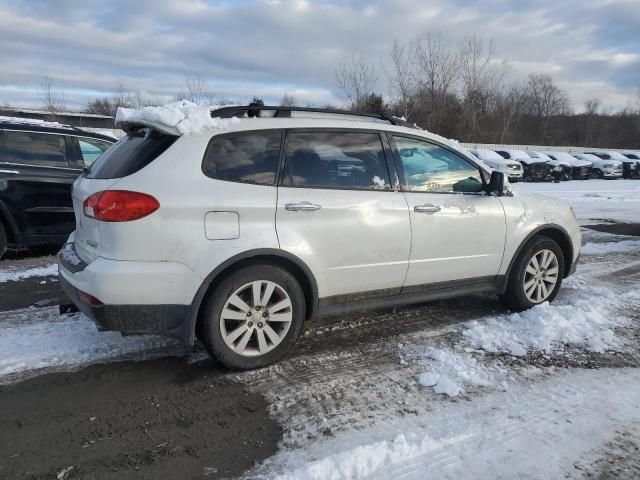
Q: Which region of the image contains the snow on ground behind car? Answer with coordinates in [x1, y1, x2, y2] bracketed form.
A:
[0, 263, 57, 282]
[515, 179, 640, 223]
[0, 307, 185, 383]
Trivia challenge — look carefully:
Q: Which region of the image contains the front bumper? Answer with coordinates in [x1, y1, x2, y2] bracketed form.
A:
[58, 242, 200, 343]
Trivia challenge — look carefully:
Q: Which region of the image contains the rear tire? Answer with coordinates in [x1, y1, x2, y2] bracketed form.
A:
[500, 236, 565, 312]
[199, 263, 306, 369]
[0, 223, 7, 259]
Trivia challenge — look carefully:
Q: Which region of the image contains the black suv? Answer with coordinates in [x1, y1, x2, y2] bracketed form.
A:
[0, 117, 115, 257]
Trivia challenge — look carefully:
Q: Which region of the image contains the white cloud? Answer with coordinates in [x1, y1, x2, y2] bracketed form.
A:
[0, 0, 638, 112]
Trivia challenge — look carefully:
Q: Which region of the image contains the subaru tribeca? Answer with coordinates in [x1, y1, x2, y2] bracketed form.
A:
[59, 105, 581, 369]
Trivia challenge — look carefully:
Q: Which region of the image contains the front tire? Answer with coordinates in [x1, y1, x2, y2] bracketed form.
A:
[199, 263, 306, 369]
[500, 236, 565, 311]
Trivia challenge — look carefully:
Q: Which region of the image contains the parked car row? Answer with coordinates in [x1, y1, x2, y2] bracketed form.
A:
[467, 147, 640, 182]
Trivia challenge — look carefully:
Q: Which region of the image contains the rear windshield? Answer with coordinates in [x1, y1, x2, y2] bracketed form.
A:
[86, 127, 177, 179]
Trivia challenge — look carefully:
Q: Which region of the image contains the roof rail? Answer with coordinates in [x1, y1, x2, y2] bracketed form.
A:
[210, 104, 420, 129]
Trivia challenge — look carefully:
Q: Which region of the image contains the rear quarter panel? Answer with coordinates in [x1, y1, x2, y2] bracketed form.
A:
[97, 132, 280, 285]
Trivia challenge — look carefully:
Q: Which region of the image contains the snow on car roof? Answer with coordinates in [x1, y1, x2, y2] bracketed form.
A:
[0, 115, 74, 130]
[115, 100, 242, 136]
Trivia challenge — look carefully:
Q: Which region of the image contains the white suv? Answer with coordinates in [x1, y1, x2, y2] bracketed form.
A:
[58, 105, 581, 369]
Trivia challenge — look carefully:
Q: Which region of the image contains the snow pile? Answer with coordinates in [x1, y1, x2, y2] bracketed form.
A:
[271, 432, 455, 480]
[115, 100, 241, 135]
[0, 263, 58, 282]
[581, 239, 640, 255]
[418, 348, 500, 397]
[462, 280, 619, 356]
[419, 278, 621, 397]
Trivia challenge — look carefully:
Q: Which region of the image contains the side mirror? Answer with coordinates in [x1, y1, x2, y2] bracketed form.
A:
[487, 171, 506, 196]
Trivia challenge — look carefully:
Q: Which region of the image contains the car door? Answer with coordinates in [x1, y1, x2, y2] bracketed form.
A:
[389, 134, 506, 290]
[0, 129, 78, 239]
[276, 129, 411, 303]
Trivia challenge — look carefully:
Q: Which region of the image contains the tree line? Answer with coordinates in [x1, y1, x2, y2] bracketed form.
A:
[336, 34, 640, 148]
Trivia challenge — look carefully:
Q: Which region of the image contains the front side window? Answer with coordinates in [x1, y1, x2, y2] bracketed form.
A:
[283, 131, 391, 190]
[393, 136, 483, 194]
[203, 130, 282, 185]
[0, 131, 67, 167]
[78, 137, 113, 167]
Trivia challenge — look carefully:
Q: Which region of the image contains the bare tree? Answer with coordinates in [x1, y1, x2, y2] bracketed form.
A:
[385, 39, 417, 119]
[457, 36, 508, 141]
[413, 33, 459, 131]
[583, 97, 600, 146]
[335, 55, 378, 109]
[41, 77, 65, 116]
[524, 74, 570, 143]
[492, 81, 528, 143]
[280, 92, 296, 107]
[85, 98, 114, 116]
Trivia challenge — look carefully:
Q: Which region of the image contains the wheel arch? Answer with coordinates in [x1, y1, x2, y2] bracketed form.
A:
[505, 224, 574, 283]
[187, 249, 319, 345]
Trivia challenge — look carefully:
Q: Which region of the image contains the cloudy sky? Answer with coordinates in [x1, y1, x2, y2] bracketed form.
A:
[1, 0, 638, 112]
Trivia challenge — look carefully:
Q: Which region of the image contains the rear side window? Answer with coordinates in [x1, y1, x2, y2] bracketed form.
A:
[0, 131, 67, 167]
[78, 137, 113, 167]
[202, 131, 282, 185]
[283, 131, 391, 190]
[87, 128, 177, 179]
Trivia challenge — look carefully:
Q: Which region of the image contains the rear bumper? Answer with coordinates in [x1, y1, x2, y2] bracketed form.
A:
[58, 242, 201, 343]
[59, 273, 192, 340]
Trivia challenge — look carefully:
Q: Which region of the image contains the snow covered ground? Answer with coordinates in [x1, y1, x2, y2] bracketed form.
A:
[515, 179, 640, 223]
[0, 263, 57, 282]
[0, 307, 185, 383]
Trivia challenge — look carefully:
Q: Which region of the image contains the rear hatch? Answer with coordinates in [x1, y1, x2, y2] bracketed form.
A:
[71, 127, 178, 264]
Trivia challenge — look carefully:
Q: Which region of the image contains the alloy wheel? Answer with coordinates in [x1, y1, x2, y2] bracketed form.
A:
[219, 280, 293, 357]
[523, 249, 559, 304]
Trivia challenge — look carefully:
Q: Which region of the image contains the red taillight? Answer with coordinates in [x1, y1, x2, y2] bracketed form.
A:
[77, 289, 103, 306]
[83, 190, 160, 222]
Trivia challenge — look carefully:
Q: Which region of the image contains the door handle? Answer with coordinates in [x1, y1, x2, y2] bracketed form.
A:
[285, 202, 322, 212]
[414, 204, 441, 214]
[0, 169, 20, 175]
